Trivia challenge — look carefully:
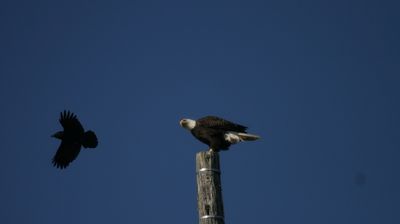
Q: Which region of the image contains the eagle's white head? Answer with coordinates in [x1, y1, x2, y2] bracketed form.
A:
[180, 118, 196, 130]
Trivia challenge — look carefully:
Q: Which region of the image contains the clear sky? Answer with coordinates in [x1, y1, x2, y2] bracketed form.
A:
[1, 0, 399, 223]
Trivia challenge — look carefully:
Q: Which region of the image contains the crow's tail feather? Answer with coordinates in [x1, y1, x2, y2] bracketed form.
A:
[82, 130, 98, 148]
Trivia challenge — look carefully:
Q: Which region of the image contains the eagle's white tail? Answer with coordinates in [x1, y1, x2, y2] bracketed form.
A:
[237, 133, 260, 141]
[225, 132, 260, 144]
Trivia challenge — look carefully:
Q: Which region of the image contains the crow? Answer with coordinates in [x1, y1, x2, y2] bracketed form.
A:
[51, 110, 98, 169]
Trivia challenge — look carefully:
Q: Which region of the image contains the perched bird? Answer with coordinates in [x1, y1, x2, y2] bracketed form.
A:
[51, 110, 98, 169]
[180, 116, 260, 152]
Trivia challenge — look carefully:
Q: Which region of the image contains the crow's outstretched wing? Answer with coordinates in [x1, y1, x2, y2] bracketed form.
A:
[52, 141, 81, 169]
[59, 110, 84, 135]
[52, 111, 84, 169]
[197, 116, 247, 132]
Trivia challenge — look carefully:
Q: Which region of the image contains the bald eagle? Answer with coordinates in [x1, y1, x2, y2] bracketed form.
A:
[51, 110, 98, 169]
[180, 116, 260, 152]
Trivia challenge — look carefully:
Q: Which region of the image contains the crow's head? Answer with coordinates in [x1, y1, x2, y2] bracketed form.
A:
[51, 131, 64, 140]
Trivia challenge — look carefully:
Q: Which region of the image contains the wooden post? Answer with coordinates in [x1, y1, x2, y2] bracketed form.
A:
[196, 151, 225, 224]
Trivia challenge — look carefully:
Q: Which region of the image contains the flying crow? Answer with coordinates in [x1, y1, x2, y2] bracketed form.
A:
[51, 110, 98, 169]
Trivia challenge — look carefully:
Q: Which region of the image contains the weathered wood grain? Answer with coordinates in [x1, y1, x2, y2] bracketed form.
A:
[196, 151, 225, 224]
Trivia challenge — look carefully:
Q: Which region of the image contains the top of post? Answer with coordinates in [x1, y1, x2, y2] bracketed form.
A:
[196, 151, 220, 172]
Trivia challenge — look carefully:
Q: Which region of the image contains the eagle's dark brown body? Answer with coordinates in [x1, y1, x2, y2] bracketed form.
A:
[180, 116, 259, 152]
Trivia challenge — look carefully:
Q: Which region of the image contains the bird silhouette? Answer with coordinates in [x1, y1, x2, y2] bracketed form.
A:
[51, 110, 98, 169]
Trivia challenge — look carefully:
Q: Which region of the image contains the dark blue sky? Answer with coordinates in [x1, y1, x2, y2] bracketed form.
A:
[1, 0, 399, 223]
